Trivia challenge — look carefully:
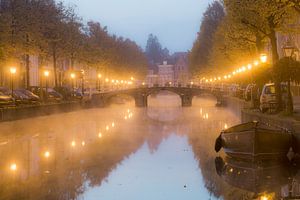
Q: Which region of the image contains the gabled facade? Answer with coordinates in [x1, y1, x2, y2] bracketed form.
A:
[145, 52, 190, 87]
[173, 52, 189, 86]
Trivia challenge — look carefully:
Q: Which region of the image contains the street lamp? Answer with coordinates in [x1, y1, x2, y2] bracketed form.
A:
[283, 44, 298, 114]
[260, 54, 268, 63]
[44, 151, 50, 158]
[71, 140, 76, 147]
[70, 73, 76, 97]
[44, 70, 49, 101]
[105, 78, 109, 91]
[81, 70, 85, 96]
[97, 73, 102, 92]
[9, 163, 17, 172]
[9, 67, 16, 98]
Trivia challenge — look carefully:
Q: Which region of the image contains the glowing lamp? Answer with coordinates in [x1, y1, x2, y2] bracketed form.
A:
[260, 54, 268, 63]
[10, 67, 16, 74]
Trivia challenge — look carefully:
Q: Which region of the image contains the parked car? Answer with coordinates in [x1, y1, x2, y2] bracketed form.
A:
[73, 88, 84, 100]
[16, 89, 40, 104]
[44, 88, 63, 102]
[0, 87, 10, 95]
[14, 90, 32, 104]
[54, 86, 73, 100]
[28, 86, 43, 97]
[28, 86, 63, 102]
[244, 84, 255, 101]
[0, 91, 15, 107]
[164, 82, 172, 87]
[0, 87, 30, 105]
[260, 83, 290, 113]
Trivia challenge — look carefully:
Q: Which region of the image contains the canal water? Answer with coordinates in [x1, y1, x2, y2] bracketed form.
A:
[0, 93, 297, 200]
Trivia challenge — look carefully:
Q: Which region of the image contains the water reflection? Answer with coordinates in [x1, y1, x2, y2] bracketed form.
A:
[0, 95, 297, 200]
[0, 106, 140, 200]
[215, 156, 295, 199]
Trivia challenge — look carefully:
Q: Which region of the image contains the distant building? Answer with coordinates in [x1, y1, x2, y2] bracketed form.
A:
[146, 69, 158, 87]
[145, 62, 158, 86]
[157, 61, 174, 86]
[173, 52, 189, 86]
[145, 52, 190, 87]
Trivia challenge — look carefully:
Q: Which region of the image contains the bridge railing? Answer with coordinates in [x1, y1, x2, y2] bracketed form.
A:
[90, 82, 231, 96]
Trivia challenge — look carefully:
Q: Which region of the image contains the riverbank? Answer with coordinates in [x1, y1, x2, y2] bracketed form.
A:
[0, 96, 133, 122]
[225, 96, 300, 132]
[0, 102, 84, 122]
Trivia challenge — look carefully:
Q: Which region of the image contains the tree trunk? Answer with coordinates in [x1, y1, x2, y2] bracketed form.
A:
[25, 54, 30, 89]
[287, 79, 293, 114]
[255, 34, 264, 54]
[52, 46, 58, 87]
[70, 54, 74, 70]
[269, 30, 282, 112]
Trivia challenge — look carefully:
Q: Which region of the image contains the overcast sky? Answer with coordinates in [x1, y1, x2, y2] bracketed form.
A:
[62, 0, 212, 53]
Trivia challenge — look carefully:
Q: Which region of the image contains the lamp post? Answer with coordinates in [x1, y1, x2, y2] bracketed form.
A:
[9, 67, 16, 98]
[81, 70, 84, 96]
[70, 73, 76, 97]
[283, 45, 297, 114]
[97, 74, 102, 92]
[44, 70, 49, 101]
[105, 78, 109, 91]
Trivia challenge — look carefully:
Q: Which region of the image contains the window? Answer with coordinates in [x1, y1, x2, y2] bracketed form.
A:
[265, 86, 276, 94]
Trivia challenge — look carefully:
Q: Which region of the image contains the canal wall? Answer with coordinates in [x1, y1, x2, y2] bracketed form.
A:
[0, 102, 84, 122]
[225, 96, 300, 133]
[241, 109, 300, 132]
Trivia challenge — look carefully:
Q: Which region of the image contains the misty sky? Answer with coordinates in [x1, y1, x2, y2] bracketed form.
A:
[62, 0, 212, 53]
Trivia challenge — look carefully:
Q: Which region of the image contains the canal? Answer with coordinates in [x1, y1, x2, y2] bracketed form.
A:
[0, 93, 296, 199]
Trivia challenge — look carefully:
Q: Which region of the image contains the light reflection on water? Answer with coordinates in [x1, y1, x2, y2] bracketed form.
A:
[1, 93, 293, 200]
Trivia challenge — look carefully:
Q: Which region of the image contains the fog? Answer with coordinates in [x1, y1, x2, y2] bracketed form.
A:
[0, 94, 254, 200]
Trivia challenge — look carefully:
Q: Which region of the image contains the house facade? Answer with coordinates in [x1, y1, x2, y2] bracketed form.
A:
[173, 52, 189, 86]
[145, 52, 190, 87]
[157, 61, 174, 86]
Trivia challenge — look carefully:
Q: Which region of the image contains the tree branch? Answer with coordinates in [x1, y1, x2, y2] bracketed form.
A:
[241, 19, 269, 36]
[228, 35, 257, 44]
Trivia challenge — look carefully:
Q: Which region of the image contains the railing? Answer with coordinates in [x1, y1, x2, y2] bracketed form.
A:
[92, 84, 228, 96]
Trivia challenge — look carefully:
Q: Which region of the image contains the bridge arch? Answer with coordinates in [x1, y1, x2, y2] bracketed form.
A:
[141, 87, 201, 107]
[91, 87, 225, 108]
[147, 90, 182, 107]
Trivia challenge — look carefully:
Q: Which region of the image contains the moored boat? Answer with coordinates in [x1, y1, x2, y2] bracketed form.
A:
[215, 121, 292, 161]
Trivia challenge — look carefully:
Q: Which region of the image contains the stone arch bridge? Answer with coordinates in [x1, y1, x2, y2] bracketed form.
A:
[91, 87, 226, 107]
